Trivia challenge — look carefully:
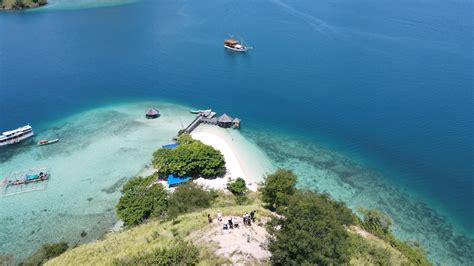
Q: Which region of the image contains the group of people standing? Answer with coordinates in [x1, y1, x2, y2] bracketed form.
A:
[210, 210, 256, 230]
[243, 211, 255, 226]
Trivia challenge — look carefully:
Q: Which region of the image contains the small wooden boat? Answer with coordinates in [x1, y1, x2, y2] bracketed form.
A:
[37, 139, 60, 146]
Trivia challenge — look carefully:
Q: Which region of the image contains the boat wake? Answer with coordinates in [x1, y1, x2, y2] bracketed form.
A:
[269, 0, 337, 35]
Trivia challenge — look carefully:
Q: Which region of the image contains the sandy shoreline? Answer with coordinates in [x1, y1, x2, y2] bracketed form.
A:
[191, 125, 274, 192]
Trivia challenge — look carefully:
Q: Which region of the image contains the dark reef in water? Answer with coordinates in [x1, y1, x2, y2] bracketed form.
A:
[244, 130, 474, 264]
[102, 176, 128, 194]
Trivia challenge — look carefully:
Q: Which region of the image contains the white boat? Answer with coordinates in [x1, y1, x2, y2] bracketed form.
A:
[224, 39, 252, 52]
[0, 125, 34, 146]
[190, 109, 211, 114]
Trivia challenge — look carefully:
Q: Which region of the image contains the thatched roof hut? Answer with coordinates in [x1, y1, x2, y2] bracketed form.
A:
[217, 113, 233, 128]
[145, 107, 160, 119]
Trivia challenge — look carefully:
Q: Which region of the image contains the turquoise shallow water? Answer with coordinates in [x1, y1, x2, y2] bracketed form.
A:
[0, 0, 472, 264]
[0, 102, 195, 260]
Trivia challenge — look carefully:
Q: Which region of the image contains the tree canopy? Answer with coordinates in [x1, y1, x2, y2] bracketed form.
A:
[167, 183, 217, 219]
[260, 169, 297, 210]
[152, 134, 225, 178]
[116, 176, 168, 227]
[268, 190, 352, 265]
[227, 177, 247, 195]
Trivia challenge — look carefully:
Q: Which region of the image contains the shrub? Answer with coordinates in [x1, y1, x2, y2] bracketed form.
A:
[227, 177, 247, 195]
[116, 176, 168, 227]
[227, 178, 248, 205]
[153, 134, 225, 178]
[260, 169, 297, 211]
[359, 208, 431, 265]
[113, 240, 199, 265]
[167, 183, 217, 219]
[349, 234, 392, 265]
[20, 242, 68, 265]
[268, 190, 352, 265]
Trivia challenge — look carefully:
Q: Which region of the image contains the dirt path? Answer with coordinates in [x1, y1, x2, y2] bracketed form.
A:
[192, 215, 271, 265]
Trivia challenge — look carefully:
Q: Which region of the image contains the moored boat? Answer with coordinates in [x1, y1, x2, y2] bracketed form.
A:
[190, 109, 211, 114]
[0, 125, 34, 146]
[224, 39, 252, 52]
[8, 172, 49, 186]
[38, 139, 60, 146]
[1, 167, 51, 196]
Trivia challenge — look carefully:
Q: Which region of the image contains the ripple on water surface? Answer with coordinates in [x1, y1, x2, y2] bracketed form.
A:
[0, 101, 194, 261]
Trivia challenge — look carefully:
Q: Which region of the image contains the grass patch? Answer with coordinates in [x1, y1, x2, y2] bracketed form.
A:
[46, 195, 271, 266]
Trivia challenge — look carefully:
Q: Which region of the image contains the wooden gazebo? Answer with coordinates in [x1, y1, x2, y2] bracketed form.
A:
[145, 107, 160, 119]
[217, 113, 233, 128]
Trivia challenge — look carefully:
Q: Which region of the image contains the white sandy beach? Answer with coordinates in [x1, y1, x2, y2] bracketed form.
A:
[191, 125, 274, 192]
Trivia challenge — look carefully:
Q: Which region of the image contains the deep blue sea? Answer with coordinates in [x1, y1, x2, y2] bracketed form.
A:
[0, 0, 472, 263]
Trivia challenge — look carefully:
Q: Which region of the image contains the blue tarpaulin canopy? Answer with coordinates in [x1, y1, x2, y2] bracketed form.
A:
[162, 143, 178, 149]
[167, 174, 190, 186]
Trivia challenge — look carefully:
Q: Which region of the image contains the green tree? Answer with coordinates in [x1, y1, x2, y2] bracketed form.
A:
[21, 242, 68, 266]
[153, 134, 225, 178]
[260, 169, 297, 211]
[167, 183, 216, 219]
[227, 177, 248, 205]
[227, 177, 247, 195]
[176, 133, 195, 145]
[116, 176, 168, 227]
[268, 191, 351, 265]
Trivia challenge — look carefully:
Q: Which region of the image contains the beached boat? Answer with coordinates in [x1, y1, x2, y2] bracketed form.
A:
[38, 139, 60, 146]
[224, 39, 252, 52]
[0, 125, 34, 146]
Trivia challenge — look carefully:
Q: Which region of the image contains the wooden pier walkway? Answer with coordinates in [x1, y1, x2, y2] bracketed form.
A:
[181, 110, 240, 135]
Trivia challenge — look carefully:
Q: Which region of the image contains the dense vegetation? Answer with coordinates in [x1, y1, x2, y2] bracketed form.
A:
[167, 182, 217, 219]
[152, 134, 225, 178]
[262, 169, 430, 265]
[116, 175, 216, 227]
[113, 240, 199, 265]
[20, 242, 68, 266]
[0, 0, 47, 9]
[116, 176, 168, 227]
[263, 170, 354, 265]
[260, 169, 297, 211]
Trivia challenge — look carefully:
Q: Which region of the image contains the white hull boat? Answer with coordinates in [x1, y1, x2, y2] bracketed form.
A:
[224, 38, 252, 53]
[0, 125, 34, 146]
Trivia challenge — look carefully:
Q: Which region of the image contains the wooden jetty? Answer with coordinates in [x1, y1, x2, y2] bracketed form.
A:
[182, 110, 241, 134]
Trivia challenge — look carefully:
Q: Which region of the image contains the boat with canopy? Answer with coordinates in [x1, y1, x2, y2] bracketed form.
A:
[224, 38, 252, 52]
[1, 167, 50, 196]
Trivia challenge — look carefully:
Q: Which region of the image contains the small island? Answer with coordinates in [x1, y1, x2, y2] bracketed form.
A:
[0, 0, 47, 10]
